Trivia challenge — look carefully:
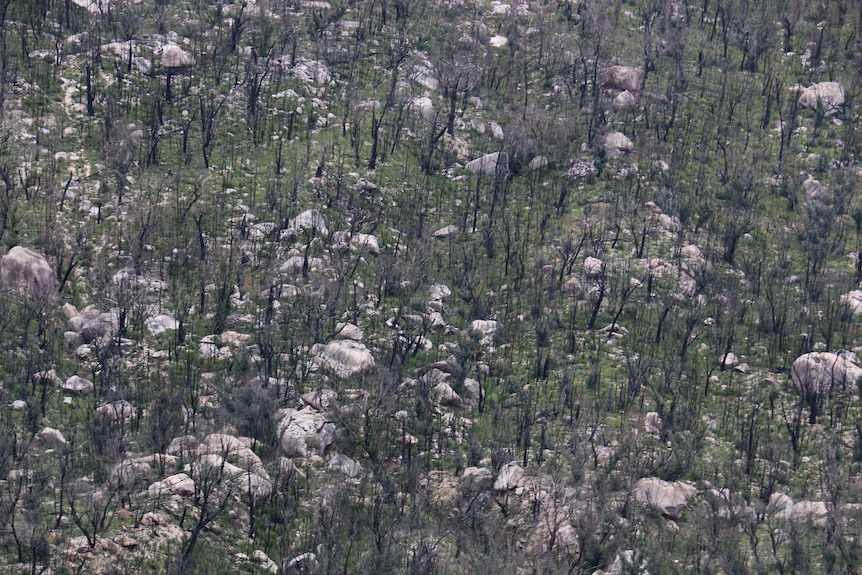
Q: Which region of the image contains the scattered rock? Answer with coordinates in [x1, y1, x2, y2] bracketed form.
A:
[233, 472, 273, 507]
[286, 552, 320, 574]
[284, 209, 328, 238]
[148, 473, 195, 498]
[841, 290, 862, 314]
[528, 156, 549, 170]
[460, 467, 493, 494]
[432, 382, 463, 407]
[433, 225, 459, 238]
[469, 319, 499, 347]
[146, 314, 179, 336]
[97, 400, 133, 422]
[584, 257, 605, 277]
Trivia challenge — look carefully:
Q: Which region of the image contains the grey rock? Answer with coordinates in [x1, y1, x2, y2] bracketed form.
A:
[276, 406, 336, 457]
[328, 453, 363, 478]
[633, 477, 697, 518]
[312, 340, 375, 378]
[40, 427, 67, 448]
[0, 246, 56, 299]
[791, 352, 862, 397]
[494, 461, 524, 491]
[598, 66, 644, 91]
[62, 375, 94, 396]
[465, 152, 508, 177]
[797, 81, 845, 116]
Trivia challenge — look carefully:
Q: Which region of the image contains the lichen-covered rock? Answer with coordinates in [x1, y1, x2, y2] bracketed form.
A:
[97, 400, 133, 422]
[0, 246, 56, 299]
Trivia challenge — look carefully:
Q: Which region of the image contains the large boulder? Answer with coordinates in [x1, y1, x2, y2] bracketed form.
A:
[612, 90, 637, 112]
[604, 132, 633, 154]
[465, 152, 508, 177]
[0, 246, 56, 299]
[797, 81, 845, 116]
[276, 406, 335, 457]
[62, 375, 94, 396]
[40, 427, 68, 449]
[493, 461, 525, 491]
[161, 44, 195, 71]
[233, 472, 272, 507]
[598, 66, 643, 91]
[791, 352, 862, 396]
[312, 340, 375, 378]
[633, 477, 697, 518]
[327, 454, 363, 478]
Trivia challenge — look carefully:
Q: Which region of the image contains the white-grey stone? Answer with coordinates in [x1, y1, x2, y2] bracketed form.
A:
[584, 257, 605, 277]
[598, 66, 643, 91]
[146, 314, 179, 336]
[791, 352, 862, 397]
[40, 427, 67, 448]
[633, 477, 697, 518]
[433, 225, 459, 238]
[161, 44, 195, 70]
[0, 246, 56, 299]
[604, 132, 633, 153]
[276, 406, 336, 457]
[62, 375, 94, 396]
[493, 461, 524, 491]
[465, 152, 508, 177]
[612, 90, 637, 112]
[285, 209, 328, 237]
[312, 340, 375, 378]
[233, 472, 272, 507]
[528, 156, 549, 170]
[797, 81, 845, 116]
[328, 453, 363, 478]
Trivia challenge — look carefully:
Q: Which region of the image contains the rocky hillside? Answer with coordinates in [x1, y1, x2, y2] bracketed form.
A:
[1, 0, 862, 573]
